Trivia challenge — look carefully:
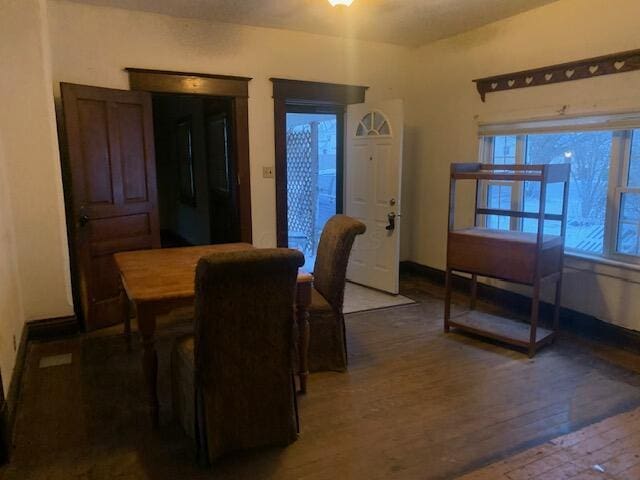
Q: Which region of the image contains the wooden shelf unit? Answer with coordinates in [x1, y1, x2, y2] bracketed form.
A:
[444, 162, 571, 357]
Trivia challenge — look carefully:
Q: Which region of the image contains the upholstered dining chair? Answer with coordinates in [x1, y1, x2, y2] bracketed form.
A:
[308, 215, 366, 372]
[171, 248, 304, 464]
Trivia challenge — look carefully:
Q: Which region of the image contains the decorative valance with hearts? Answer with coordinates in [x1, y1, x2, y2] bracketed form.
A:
[473, 48, 640, 102]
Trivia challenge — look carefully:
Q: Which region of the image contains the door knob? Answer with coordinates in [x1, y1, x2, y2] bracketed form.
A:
[386, 212, 396, 231]
[79, 214, 90, 227]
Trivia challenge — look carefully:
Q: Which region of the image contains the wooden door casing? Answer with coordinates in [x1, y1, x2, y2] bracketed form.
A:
[270, 78, 367, 247]
[126, 68, 253, 244]
[62, 83, 161, 331]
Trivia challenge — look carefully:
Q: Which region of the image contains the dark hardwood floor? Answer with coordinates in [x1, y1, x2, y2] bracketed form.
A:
[2, 273, 640, 479]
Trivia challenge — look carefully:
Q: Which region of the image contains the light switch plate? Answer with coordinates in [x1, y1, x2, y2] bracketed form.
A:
[262, 166, 274, 178]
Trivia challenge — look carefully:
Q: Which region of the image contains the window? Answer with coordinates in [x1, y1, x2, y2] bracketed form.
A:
[616, 130, 640, 256]
[355, 110, 391, 137]
[486, 183, 513, 230]
[479, 117, 640, 263]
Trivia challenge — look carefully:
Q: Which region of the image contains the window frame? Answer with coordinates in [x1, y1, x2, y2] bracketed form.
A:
[479, 126, 640, 265]
[610, 130, 640, 261]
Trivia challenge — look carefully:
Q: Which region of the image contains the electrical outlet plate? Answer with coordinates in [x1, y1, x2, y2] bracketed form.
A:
[262, 166, 274, 178]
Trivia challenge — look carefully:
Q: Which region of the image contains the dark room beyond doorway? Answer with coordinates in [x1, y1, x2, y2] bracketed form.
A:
[152, 94, 240, 248]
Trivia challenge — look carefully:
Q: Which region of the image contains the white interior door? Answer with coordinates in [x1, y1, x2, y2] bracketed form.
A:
[345, 99, 403, 294]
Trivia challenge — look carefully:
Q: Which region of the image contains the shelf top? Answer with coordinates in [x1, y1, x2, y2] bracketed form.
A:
[449, 227, 563, 248]
[452, 171, 544, 181]
[450, 162, 570, 183]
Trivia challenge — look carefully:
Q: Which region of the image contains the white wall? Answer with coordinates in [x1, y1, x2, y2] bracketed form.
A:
[0, 133, 25, 393]
[47, 0, 412, 249]
[0, 0, 74, 389]
[405, 0, 640, 330]
[0, 0, 73, 322]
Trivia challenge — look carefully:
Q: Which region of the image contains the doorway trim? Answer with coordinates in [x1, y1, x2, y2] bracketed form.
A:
[127, 68, 253, 243]
[271, 78, 368, 247]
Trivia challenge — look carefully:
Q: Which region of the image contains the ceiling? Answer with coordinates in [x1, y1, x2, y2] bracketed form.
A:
[66, 0, 560, 47]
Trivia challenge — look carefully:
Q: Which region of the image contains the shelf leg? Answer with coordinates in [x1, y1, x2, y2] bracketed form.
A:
[529, 279, 541, 358]
[552, 276, 563, 339]
[470, 274, 478, 310]
[444, 268, 452, 333]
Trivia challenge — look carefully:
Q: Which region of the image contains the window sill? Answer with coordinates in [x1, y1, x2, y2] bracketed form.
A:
[564, 251, 640, 284]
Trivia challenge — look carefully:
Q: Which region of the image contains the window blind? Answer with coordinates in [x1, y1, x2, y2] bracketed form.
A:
[478, 112, 640, 136]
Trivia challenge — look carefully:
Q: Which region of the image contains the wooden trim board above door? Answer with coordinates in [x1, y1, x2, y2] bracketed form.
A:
[127, 68, 253, 243]
[271, 79, 368, 247]
[271, 78, 367, 105]
[126, 68, 251, 97]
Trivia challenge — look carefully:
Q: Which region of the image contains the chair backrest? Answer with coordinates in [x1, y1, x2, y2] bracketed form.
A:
[312, 215, 366, 312]
[193, 248, 304, 452]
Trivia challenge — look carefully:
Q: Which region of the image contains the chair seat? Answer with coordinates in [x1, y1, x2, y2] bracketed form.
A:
[310, 287, 333, 314]
[172, 334, 196, 440]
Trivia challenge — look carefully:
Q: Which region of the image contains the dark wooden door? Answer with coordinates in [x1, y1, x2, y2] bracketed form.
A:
[62, 83, 160, 331]
[205, 112, 240, 244]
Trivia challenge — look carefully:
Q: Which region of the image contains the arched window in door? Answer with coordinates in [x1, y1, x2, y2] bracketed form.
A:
[355, 110, 391, 137]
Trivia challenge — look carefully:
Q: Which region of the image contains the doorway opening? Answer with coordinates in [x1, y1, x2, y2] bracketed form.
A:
[286, 107, 343, 268]
[271, 78, 368, 269]
[152, 93, 240, 248]
[127, 68, 253, 245]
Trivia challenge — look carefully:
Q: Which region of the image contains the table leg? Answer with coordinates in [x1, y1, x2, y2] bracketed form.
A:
[121, 289, 132, 352]
[137, 302, 159, 427]
[296, 283, 312, 394]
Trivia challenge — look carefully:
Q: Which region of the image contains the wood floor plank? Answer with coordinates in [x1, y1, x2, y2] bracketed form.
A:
[2, 273, 640, 480]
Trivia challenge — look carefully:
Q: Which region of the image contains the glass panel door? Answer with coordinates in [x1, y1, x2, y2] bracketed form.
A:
[286, 112, 339, 268]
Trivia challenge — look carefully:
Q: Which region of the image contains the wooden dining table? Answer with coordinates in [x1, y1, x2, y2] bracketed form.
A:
[114, 243, 313, 426]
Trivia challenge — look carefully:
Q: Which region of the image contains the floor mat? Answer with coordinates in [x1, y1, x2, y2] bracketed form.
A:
[343, 281, 415, 313]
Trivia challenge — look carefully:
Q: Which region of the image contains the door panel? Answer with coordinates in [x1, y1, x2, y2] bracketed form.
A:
[89, 214, 151, 240]
[345, 100, 403, 293]
[374, 143, 394, 216]
[348, 142, 371, 219]
[91, 255, 122, 297]
[62, 83, 160, 330]
[77, 99, 114, 204]
[117, 103, 149, 202]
